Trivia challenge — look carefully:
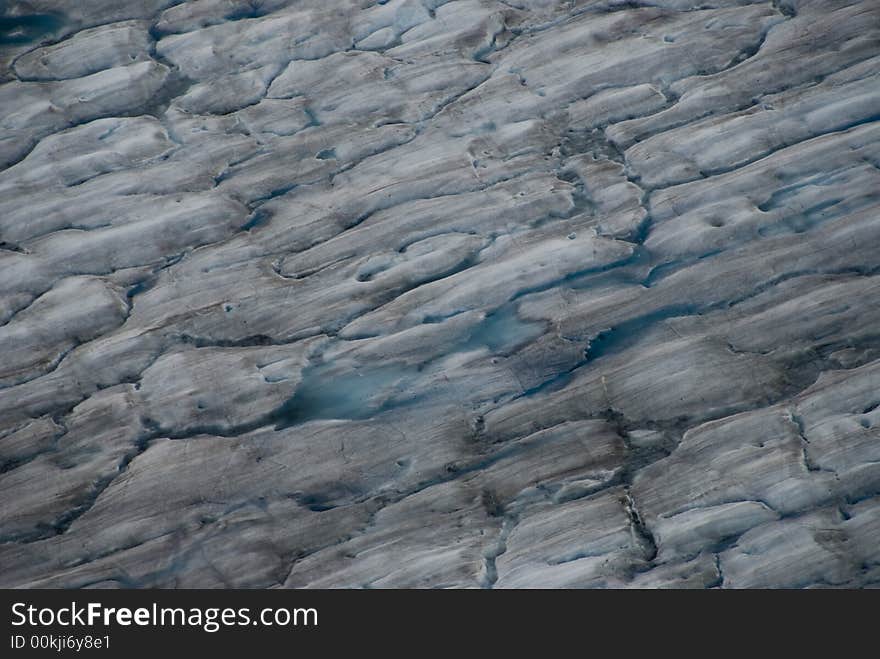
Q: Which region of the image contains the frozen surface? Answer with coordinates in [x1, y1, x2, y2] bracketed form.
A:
[0, 0, 878, 588]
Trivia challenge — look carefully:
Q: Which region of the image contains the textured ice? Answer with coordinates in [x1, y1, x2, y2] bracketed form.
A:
[0, 0, 878, 588]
